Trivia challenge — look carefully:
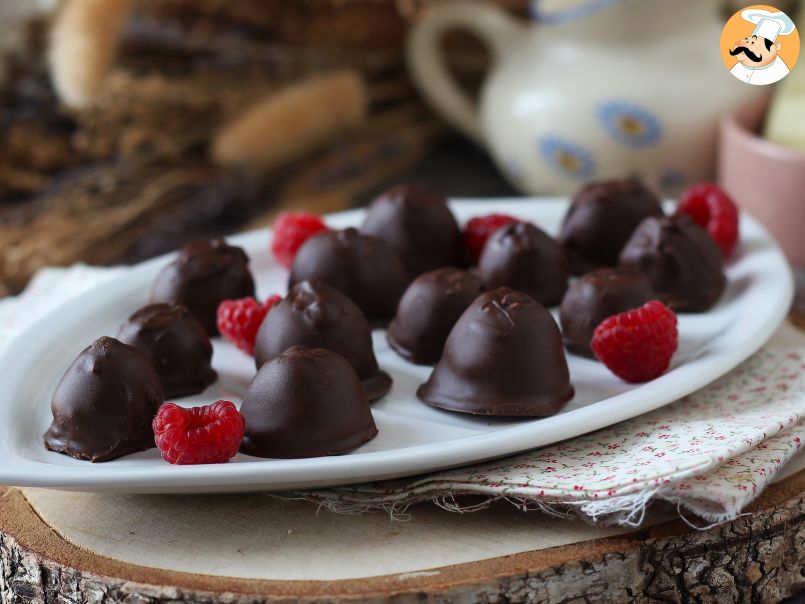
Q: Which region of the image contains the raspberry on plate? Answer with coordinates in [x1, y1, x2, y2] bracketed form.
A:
[271, 211, 329, 269]
[217, 295, 282, 355]
[676, 183, 739, 258]
[591, 300, 678, 383]
[463, 214, 520, 265]
[153, 400, 245, 465]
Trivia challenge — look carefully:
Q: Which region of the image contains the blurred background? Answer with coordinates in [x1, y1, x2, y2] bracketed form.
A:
[0, 0, 802, 297]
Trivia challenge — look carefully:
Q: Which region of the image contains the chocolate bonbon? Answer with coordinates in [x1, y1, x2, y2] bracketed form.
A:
[477, 222, 568, 306]
[117, 303, 217, 399]
[559, 267, 655, 357]
[151, 238, 255, 335]
[289, 228, 407, 323]
[619, 214, 726, 312]
[254, 280, 391, 400]
[361, 183, 463, 278]
[559, 179, 664, 274]
[44, 337, 163, 462]
[417, 287, 574, 416]
[387, 268, 484, 365]
[240, 346, 378, 458]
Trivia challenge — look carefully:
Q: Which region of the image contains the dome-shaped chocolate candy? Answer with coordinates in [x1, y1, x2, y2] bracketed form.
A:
[619, 214, 726, 312]
[240, 346, 378, 458]
[559, 267, 655, 358]
[417, 287, 574, 416]
[117, 303, 217, 399]
[387, 268, 484, 365]
[44, 337, 163, 462]
[151, 238, 255, 336]
[361, 183, 463, 278]
[288, 228, 407, 323]
[477, 222, 568, 306]
[559, 179, 664, 275]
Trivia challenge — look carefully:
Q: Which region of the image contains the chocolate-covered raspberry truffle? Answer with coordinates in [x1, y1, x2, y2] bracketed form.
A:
[288, 228, 407, 323]
[254, 280, 391, 400]
[477, 222, 568, 306]
[619, 214, 726, 312]
[44, 337, 163, 462]
[559, 267, 655, 358]
[117, 303, 217, 399]
[151, 238, 255, 336]
[240, 346, 378, 458]
[387, 268, 484, 365]
[361, 183, 463, 278]
[417, 287, 574, 417]
[559, 179, 664, 274]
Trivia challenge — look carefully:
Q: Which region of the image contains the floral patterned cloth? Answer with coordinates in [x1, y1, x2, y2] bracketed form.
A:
[4, 265, 804, 526]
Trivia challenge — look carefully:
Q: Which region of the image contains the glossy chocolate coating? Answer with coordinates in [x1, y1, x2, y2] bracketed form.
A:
[559, 268, 655, 358]
[151, 238, 255, 336]
[361, 183, 463, 278]
[117, 303, 217, 399]
[288, 228, 407, 323]
[619, 214, 726, 312]
[417, 287, 574, 416]
[240, 346, 378, 458]
[44, 337, 163, 462]
[477, 222, 568, 306]
[254, 280, 391, 400]
[387, 268, 484, 365]
[560, 179, 664, 275]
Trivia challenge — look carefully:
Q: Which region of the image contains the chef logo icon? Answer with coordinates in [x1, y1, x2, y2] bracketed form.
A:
[720, 5, 799, 86]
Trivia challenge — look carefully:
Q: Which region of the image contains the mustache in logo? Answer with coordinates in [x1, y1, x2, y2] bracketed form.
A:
[730, 46, 763, 62]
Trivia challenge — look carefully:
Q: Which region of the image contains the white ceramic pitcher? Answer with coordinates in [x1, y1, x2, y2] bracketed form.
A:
[407, 0, 763, 195]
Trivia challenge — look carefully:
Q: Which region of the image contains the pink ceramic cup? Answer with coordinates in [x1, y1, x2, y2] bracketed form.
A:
[719, 95, 805, 268]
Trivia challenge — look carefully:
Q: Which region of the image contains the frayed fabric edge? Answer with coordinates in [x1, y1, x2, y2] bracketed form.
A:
[270, 486, 754, 530]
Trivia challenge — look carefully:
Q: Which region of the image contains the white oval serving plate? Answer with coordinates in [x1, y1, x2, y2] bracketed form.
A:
[0, 198, 793, 493]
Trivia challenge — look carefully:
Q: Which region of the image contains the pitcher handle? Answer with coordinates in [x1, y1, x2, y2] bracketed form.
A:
[406, 2, 525, 142]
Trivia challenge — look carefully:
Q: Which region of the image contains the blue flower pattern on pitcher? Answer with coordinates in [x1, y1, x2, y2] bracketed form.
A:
[538, 135, 596, 181]
[597, 100, 662, 148]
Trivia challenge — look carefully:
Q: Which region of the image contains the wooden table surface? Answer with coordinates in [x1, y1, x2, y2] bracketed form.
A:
[2, 465, 805, 603]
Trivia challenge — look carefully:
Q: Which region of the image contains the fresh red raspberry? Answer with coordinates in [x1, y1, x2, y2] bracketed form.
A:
[591, 300, 678, 383]
[271, 212, 329, 269]
[153, 400, 245, 465]
[463, 214, 520, 264]
[676, 183, 739, 258]
[217, 295, 282, 355]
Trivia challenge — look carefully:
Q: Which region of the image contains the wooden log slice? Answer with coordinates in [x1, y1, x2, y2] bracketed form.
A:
[2, 468, 805, 603]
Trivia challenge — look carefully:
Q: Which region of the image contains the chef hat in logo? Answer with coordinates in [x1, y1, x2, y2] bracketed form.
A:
[741, 8, 796, 42]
